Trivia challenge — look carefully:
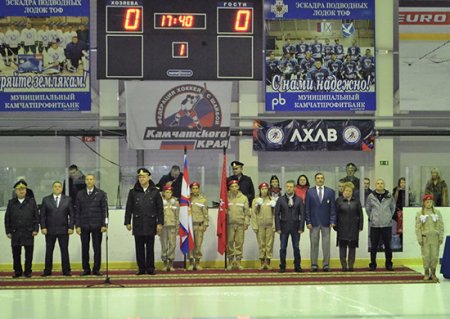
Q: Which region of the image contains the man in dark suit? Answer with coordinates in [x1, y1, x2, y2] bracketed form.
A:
[156, 165, 183, 199]
[275, 180, 305, 273]
[227, 161, 255, 206]
[63, 164, 86, 205]
[40, 181, 74, 276]
[4, 181, 39, 278]
[305, 172, 336, 272]
[75, 174, 108, 276]
[125, 168, 164, 275]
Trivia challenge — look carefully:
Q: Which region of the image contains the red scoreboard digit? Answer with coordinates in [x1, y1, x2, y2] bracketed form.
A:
[97, 0, 262, 80]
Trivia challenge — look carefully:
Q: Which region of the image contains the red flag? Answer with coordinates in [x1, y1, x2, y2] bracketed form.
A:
[217, 149, 228, 255]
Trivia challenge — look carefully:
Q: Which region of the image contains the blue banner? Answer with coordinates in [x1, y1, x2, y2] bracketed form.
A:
[265, 0, 375, 112]
[253, 119, 375, 151]
[0, 0, 90, 111]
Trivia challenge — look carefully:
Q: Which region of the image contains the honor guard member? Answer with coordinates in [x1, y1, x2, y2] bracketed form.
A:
[251, 182, 277, 270]
[40, 181, 74, 276]
[227, 161, 255, 207]
[227, 180, 250, 270]
[125, 168, 163, 275]
[4, 181, 39, 278]
[188, 182, 209, 270]
[75, 174, 108, 276]
[160, 185, 180, 271]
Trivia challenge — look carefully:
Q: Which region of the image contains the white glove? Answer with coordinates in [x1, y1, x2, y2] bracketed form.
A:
[163, 199, 168, 206]
[171, 198, 177, 205]
[270, 199, 278, 207]
[256, 198, 263, 206]
[419, 215, 428, 223]
[431, 214, 439, 222]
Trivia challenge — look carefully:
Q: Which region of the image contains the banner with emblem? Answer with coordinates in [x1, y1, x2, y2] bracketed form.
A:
[253, 119, 375, 151]
[265, 0, 375, 112]
[0, 0, 90, 112]
[126, 81, 231, 150]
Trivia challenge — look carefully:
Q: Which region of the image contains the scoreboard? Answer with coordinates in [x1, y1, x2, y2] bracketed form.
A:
[97, 0, 263, 80]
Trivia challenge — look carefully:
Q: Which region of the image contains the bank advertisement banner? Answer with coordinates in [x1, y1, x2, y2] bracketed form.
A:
[126, 81, 231, 150]
[253, 119, 375, 151]
[399, 3, 450, 112]
[265, 0, 375, 112]
[0, 0, 90, 111]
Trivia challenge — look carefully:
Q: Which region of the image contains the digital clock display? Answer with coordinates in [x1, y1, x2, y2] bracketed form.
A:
[154, 13, 206, 29]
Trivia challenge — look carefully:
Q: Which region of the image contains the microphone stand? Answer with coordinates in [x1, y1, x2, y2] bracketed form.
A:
[87, 216, 124, 288]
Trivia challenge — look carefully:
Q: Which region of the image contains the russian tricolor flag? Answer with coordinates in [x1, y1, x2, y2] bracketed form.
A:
[179, 149, 195, 255]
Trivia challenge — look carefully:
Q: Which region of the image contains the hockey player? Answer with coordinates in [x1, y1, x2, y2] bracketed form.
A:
[295, 38, 310, 61]
[265, 52, 280, 85]
[359, 48, 375, 84]
[308, 60, 331, 91]
[282, 37, 296, 56]
[326, 53, 343, 79]
[299, 51, 315, 79]
[47, 40, 66, 72]
[5, 24, 21, 66]
[334, 38, 345, 60]
[170, 86, 206, 130]
[341, 55, 362, 80]
[0, 27, 7, 69]
[347, 40, 361, 63]
[65, 36, 88, 72]
[37, 25, 50, 53]
[21, 22, 37, 54]
[310, 36, 323, 63]
[279, 52, 299, 80]
[64, 26, 77, 49]
[322, 38, 334, 64]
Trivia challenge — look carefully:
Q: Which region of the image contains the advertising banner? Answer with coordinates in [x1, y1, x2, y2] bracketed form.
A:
[265, 0, 375, 112]
[0, 1, 90, 111]
[399, 3, 450, 112]
[253, 119, 375, 151]
[126, 81, 231, 150]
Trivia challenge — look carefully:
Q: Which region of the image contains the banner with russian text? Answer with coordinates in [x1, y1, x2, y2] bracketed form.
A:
[253, 119, 375, 151]
[125, 81, 231, 150]
[265, 0, 375, 112]
[0, 0, 91, 111]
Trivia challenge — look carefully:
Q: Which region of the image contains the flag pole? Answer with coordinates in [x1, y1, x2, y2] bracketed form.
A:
[184, 146, 188, 271]
[223, 146, 228, 270]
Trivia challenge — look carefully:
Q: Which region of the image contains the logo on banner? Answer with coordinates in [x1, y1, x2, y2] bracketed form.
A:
[342, 23, 355, 37]
[271, 0, 288, 18]
[266, 126, 284, 144]
[143, 83, 230, 149]
[342, 126, 361, 145]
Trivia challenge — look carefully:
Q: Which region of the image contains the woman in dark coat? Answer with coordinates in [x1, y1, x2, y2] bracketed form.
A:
[335, 182, 363, 271]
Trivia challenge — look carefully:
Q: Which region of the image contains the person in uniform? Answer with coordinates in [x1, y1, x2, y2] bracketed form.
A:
[4, 181, 39, 278]
[269, 175, 282, 199]
[275, 180, 305, 273]
[125, 168, 163, 275]
[415, 194, 445, 282]
[335, 182, 364, 271]
[75, 174, 108, 276]
[251, 182, 277, 270]
[226, 180, 250, 270]
[341, 163, 360, 190]
[40, 181, 74, 276]
[157, 165, 183, 199]
[160, 185, 180, 271]
[188, 182, 209, 271]
[227, 161, 255, 206]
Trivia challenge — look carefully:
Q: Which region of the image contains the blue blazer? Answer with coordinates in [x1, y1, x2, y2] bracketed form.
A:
[305, 186, 336, 227]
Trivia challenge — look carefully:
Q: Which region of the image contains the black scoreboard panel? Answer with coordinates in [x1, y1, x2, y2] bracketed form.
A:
[97, 0, 263, 80]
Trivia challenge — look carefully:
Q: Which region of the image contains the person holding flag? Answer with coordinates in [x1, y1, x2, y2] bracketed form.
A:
[217, 148, 228, 259]
[160, 185, 180, 271]
[178, 149, 195, 269]
[188, 182, 208, 270]
[227, 180, 250, 270]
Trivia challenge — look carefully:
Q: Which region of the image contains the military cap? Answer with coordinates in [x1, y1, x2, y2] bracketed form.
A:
[14, 180, 28, 189]
[258, 182, 269, 189]
[228, 179, 239, 186]
[163, 185, 173, 191]
[231, 161, 244, 168]
[346, 163, 357, 171]
[190, 182, 200, 188]
[422, 194, 434, 202]
[137, 168, 151, 176]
